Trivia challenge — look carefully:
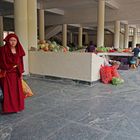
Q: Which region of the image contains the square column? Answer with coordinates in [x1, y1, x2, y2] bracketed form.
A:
[78, 26, 83, 47]
[39, 9, 45, 41]
[28, 0, 38, 49]
[120, 33, 124, 49]
[14, 0, 29, 74]
[132, 27, 137, 48]
[124, 24, 129, 48]
[97, 0, 105, 47]
[62, 24, 67, 47]
[114, 21, 120, 49]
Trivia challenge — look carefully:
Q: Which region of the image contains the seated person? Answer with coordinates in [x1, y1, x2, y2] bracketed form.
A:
[102, 55, 120, 69]
[110, 61, 121, 69]
[85, 41, 96, 52]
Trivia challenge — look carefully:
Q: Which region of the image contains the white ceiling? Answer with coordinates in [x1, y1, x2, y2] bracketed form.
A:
[116, 0, 140, 4]
[41, 0, 97, 9]
[1, 0, 140, 29]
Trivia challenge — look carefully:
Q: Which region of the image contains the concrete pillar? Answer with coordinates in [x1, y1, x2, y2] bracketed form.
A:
[14, 0, 29, 74]
[39, 9, 45, 41]
[78, 26, 83, 47]
[0, 16, 3, 46]
[27, 0, 37, 49]
[114, 21, 120, 49]
[97, 0, 105, 47]
[85, 33, 89, 45]
[62, 24, 67, 47]
[132, 27, 137, 48]
[70, 32, 73, 43]
[124, 24, 129, 48]
[120, 33, 124, 49]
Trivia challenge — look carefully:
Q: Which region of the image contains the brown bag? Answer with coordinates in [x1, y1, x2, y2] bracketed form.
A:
[22, 80, 33, 98]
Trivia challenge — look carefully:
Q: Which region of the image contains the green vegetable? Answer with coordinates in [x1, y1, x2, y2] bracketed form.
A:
[112, 77, 124, 85]
[96, 46, 108, 52]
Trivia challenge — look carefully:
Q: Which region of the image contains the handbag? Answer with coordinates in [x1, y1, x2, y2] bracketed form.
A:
[22, 80, 33, 98]
[0, 87, 3, 102]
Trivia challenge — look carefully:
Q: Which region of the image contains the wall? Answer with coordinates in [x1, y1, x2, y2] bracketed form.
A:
[104, 34, 113, 47]
[88, 34, 113, 47]
[137, 36, 140, 43]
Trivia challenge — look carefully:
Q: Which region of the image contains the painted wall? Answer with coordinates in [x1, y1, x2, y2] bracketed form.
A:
[88, 34, 113, 47]
[104, 34, 114, 47]
[136, 36, 140, 44]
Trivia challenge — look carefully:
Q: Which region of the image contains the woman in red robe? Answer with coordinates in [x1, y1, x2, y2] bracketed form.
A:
[0, 33, 25, 113]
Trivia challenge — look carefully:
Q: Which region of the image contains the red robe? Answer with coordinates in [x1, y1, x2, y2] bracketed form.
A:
[0, 34, 25, 113]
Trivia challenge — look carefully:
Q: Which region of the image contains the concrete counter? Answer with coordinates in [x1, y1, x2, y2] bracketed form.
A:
[97, 52, 133, 57]
[29, 51, 104, 83]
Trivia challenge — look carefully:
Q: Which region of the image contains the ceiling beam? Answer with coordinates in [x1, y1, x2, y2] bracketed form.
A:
[45, 9, 64, 16]
[105, 0, 119, 9]
[43, 0, 97, 9]
[94, 0, 119, 9]
[2, 0, 13, 2]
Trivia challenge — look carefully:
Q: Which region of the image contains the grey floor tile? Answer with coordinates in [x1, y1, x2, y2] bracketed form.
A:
[78, 111, 123, 131]
[10, 112, 70, 140]
[103, 132, 140, 140]
[125, 103, 140, 130]
[1, 69, 140, 140]
[48, 122, 107, 140]
[108, 117, 140, 138]
[0, 126, 13, 140]
[45, 99, 92, 121]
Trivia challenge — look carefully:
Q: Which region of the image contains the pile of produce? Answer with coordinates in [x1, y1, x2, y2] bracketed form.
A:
[38, 40, 69, 52]
[96, 46, 132, 53]
[112, 77, 124, 85]
[122, 48, 132, 53]
[96, 46, 109, 52]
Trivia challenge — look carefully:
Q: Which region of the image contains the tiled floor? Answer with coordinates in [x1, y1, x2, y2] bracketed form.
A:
[1, 69, 140, 140]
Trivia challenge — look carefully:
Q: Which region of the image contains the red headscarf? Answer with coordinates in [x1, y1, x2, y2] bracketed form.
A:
[0, 33, 25, 76]
[3, 33, 25, 57]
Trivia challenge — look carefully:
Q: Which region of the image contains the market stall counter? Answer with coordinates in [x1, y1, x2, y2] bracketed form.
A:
[29, 51, 104, 85]
[97, 52, 134, 70]
[97, 52, 133, 57]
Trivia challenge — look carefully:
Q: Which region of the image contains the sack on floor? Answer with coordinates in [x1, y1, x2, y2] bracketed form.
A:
[100, 66, 112, 84]
[111, 66, 120, 78]
[112, 77, 124, 85]
[22, 80, 33, 98]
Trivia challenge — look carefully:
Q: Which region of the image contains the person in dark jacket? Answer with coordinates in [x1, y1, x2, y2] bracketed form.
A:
[132, 44, 140, 57]
[132, 44, 140, 67]
[85, 41, 96, 53]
